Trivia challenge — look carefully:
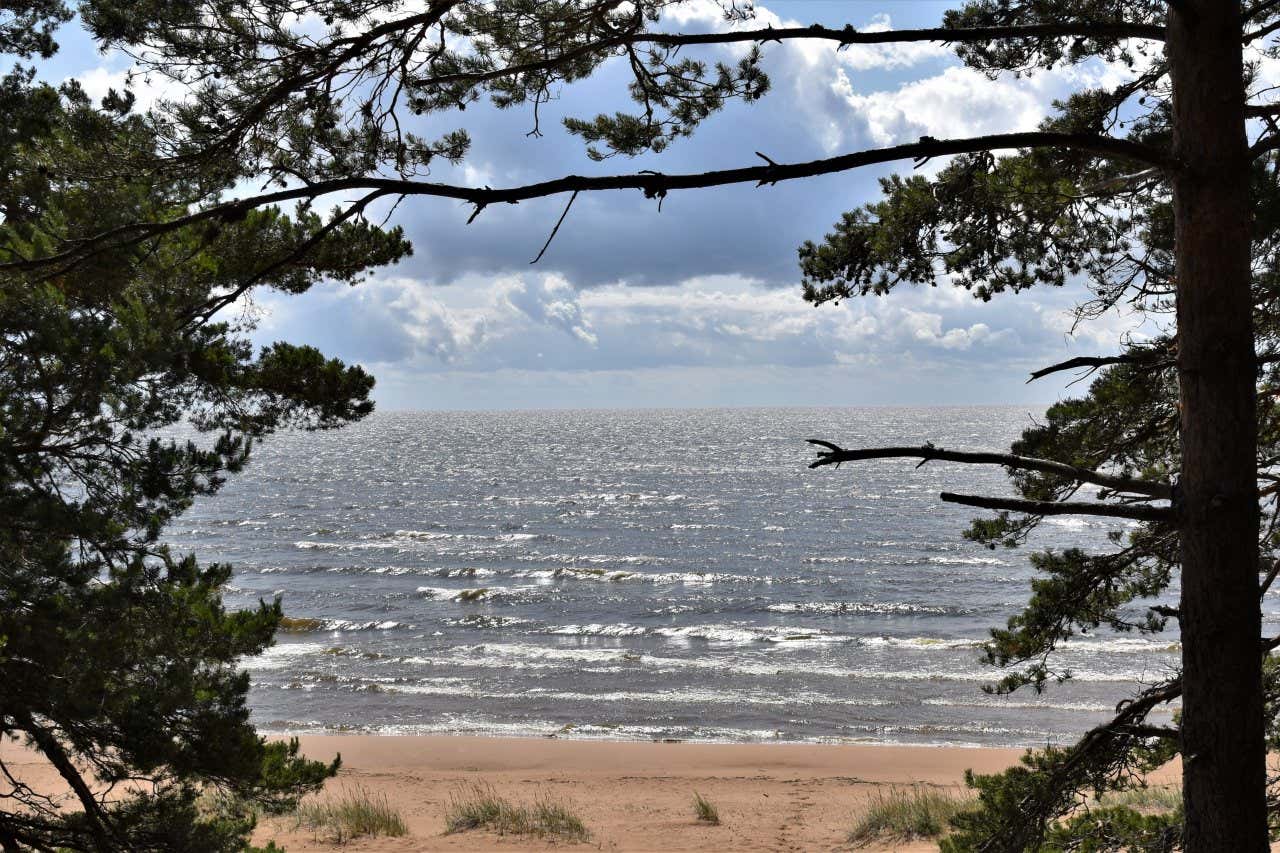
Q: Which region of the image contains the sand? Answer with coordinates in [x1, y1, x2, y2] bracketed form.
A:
[0, 735, 1182, 852]
[253, 736, 1027, 852]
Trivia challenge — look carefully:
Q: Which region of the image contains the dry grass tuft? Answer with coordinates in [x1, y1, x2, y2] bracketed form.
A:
[295, 785, 407, 842]
[445, 783, 588, 842]
[1097, 784, 1182, 813]
[692, 791, 721, 825]
[848, 785, 971, 847]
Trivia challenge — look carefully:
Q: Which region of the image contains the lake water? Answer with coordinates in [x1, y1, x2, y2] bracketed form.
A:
[170, 406, 1187, 747]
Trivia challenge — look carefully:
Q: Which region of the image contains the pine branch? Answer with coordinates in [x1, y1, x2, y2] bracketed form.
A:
[940, 492, 1172, 521]
[1, 131, 1171, 275]
[807, 441, 1172, 498]
[1028, 351, 1280, 382]
[1027, 354, 1171, 382]
[411, 22, 1166, 95]
[18, 715, 117, 850]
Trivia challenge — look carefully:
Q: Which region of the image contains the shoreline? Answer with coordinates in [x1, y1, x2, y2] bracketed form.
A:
[260, 728, 1038, 751]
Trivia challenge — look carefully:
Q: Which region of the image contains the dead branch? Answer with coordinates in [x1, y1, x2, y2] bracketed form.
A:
[807, 441, 1172, 499]
[939, 491, 1172, 522]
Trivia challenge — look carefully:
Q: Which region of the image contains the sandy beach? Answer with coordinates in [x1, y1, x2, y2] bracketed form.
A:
[252, 736, 1028, 852]
[0, 734, 1185, 851]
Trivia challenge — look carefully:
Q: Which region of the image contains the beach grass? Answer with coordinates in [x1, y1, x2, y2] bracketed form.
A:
[692, 791, 721, 824]
[295, 785, 407, 842]
[445, 783, 589, 842]
[1097, 784, 1182, 813]
[848, 785, 971, 847]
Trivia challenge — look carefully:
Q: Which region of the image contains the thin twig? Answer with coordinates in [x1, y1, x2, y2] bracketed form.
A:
[530, 190, 579, 264]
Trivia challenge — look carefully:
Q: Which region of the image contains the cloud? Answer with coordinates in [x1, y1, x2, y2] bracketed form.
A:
[503, 275, 598, 345]
[69, 63, 187, 112]
[252, 270, 1076, 384]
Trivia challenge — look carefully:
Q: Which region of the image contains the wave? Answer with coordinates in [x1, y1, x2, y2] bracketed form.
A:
[767, 601, 962, 616]
[922, 697, 1145, 714]
[241, 642, 330, 671]
[514, 552, 665, 566]
[277, 618, 406, 634]
[543, 623, 842, 646]
[514, 567, 766, 585]
[292, 530, 556, 552]
[258, 715, 791, 743]
[415, 585, 537, 603]
[859, 636, 982, 650]
[288, 677, 892, 709]
[420, 642, 1160, 684]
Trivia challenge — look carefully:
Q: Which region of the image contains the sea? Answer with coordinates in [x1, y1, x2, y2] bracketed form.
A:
[167, 406, 1190, 748]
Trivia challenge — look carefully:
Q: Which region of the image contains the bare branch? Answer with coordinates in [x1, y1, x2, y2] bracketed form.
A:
[1027, 354, 1171, 382]
[1, 131, 1171, 276]
[1261, 558, 1280, 599]
[808, 441, 1172, 499]
[1029, 350, 1280, 382]
[530, 189, 580, 264]
[939, 491, 1172, 522]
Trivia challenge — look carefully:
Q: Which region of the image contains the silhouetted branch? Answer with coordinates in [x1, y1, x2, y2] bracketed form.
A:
[1027, 354, 1171, 382]
[1029, 351, 1280, 382]
[530, 190, 579, 264]
[940, 492, 1172, 521]
[807, 441, 1172, 498]
[1262, 558, 1280, 599]
[1, 131, 1171, 276]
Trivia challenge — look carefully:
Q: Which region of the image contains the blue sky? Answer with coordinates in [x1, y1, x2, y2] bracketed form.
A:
[46, 1, 1160, 410]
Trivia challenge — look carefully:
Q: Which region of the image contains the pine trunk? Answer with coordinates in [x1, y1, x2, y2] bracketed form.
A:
[1168, 3, 1266, 850]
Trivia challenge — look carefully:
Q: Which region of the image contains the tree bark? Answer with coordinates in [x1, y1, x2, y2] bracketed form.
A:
[1168, 3, 1266, 850]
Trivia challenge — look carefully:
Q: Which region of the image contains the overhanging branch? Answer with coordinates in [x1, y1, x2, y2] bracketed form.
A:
[1028, 351, 1280, 382]
[1027, 354, 1169, 382]
[415, 21, 1166, 94]
[807, 441, 1172, 499]
[940, 491, 1172, 522]
[2, 131, 1172, 275]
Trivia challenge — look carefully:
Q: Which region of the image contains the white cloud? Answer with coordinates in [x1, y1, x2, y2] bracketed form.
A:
[503, 275, 598, 345]
[70, 64, 186, 112]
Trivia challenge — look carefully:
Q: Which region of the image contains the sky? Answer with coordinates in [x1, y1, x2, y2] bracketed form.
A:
[47, 0, 1162, 411]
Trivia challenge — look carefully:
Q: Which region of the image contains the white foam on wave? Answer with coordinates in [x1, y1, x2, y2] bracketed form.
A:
[516, 552, 663, 566]
[542, 623, 841, 646]
[322, 619, 405, 632]
[859, 636, 982, 651]
[419, 642, 1158, 684]
[653, 624, 843, 646]
[241, 642, 329, 671]
[415, 585, 537, 602]
[1058, 636, 1180, 653]
[514, 567, 768, 585]
[927, 556, 1009, 566]
[768, 601, 956, 615]
[922, 697, 1143, 714]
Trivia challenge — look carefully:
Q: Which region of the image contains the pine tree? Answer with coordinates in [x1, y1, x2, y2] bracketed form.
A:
[0, 65, 409, 851]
